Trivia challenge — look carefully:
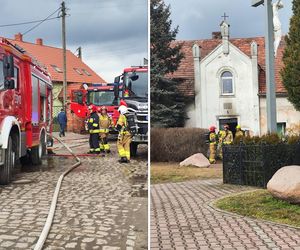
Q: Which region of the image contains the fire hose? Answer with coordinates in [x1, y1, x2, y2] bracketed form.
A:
[33, 135, 82, 250]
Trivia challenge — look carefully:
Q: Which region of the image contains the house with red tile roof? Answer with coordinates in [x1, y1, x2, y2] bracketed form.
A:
[168, 21, 300, 135]
[6, 33, 106, 132]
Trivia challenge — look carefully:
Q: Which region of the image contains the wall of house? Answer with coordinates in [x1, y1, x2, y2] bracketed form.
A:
[259, 96, 300, 134]
[195, 43, 260, 134]
[184, 102, 196, 127]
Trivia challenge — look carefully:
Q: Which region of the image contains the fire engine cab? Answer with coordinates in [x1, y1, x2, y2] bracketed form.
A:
[70, 83, 122, 125]
[0, 38, 52, 184]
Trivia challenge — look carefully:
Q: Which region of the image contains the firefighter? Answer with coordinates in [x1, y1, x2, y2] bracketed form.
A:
[235, 125, 244, 141]
[218, 124, 233, 159]
[99, 106, 112, 153]
[208, 126, 218, 164]
[116, 100, 132, 163]
[87, 105, 100, 154]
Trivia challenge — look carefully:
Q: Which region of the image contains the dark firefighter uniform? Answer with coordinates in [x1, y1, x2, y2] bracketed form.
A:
[99, 109, 112, 153]
[87, 107, 100, 153]
[116, 113, 132, 162]
[208, 126, 218, 164]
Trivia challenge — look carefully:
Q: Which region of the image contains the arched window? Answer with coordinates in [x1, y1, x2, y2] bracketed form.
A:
[221, 71, 234, 95]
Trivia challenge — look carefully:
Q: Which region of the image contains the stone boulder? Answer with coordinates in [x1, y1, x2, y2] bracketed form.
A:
[267, 165, 300, 204]
[180, 153, 210, 168]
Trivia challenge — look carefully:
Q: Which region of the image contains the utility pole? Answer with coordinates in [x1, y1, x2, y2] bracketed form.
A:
[252, 0, 277, 133]
[78, 46, 82, 60]
[265, 0, 277, 133]
[61, 1, 67, 110]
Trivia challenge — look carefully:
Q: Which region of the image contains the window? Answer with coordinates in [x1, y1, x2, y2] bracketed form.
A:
[82, 69, 91, 76]
[221, 71, 234, 95]
[51, 64, 63, 73]
[73, 68, 83, 75]
[14, 67, 19, 89]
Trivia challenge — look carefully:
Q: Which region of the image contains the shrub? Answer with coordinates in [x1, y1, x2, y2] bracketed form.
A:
[233, 133, 300, 146]
[151, 128, 209, 162]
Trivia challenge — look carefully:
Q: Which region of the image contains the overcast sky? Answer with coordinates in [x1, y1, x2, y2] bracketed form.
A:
[165, 0, 292, 40]
[0, 0, 148, 82]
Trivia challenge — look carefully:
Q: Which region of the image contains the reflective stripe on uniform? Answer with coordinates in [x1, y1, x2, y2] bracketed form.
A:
[118, 148, 126, 157]
[93, 123, 98, 127]
[89, 129, 100, 134]
[99, 128, 109, 133]
[104, 144, 110, 150]
[89, 118, 94, 122]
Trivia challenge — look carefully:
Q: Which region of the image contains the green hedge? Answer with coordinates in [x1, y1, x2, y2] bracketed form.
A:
[151, 128, 208, 162]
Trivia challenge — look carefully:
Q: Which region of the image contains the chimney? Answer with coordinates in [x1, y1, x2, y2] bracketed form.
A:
[36, 38, 43, 46]
[15, 33, 23, 42]
[212, 32, 222, 39]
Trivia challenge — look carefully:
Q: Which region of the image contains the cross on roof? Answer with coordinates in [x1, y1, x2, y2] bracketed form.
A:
[222, 12, 229, 21]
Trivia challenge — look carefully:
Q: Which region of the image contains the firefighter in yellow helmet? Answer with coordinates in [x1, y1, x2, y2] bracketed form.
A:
[218, 124, 233, 159]
[208, 126, 218, 164]
[99, 106, 112, 153]
[235, 125, 244, 141]
[116, 100, 132, 163]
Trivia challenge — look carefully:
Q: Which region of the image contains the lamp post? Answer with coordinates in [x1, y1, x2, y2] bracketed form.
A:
[252, 0, 277, 133]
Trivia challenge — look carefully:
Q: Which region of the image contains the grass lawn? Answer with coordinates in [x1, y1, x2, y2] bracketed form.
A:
[151, 162, 223, 184]
[215, 189, 300, 227]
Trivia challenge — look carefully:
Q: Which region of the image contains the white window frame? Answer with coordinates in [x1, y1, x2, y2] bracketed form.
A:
[220, 71, 234, 96]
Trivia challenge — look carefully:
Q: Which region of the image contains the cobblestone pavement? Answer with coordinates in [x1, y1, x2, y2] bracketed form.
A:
[0, 133, 148, 250]
[151, 179, 300, 250]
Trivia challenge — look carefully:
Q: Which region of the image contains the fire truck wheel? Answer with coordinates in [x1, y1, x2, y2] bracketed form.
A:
[130, 142, 138, 157]
[31, 144, 42, 166]
[0, 136, 15, 185]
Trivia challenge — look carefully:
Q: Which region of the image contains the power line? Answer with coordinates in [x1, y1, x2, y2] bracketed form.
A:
[22, 7, 62, 36]
[0, 17, 59, 28]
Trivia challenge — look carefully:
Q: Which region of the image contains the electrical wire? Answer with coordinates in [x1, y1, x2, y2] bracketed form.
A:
[0, 17, 60, 28]
[22, 7, 62, 36]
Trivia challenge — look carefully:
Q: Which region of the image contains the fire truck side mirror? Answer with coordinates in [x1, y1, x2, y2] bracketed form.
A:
[3, 55, 15, 78]
[114, 76, 120, 84]
[114, 83, 119, 99]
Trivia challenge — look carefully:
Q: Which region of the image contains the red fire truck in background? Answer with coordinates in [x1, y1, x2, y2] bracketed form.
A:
[70, 83, 122, 125]
[0, 39, 53, 184]
[70, 65, 148, 156]
[114, 66, 148, 156]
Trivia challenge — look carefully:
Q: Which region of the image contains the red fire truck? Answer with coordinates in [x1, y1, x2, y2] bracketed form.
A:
[0, 39, 53, 184]
[114, 66, 148, 156]
[70, 83, 122, 125]
[70, 66, 148, 155]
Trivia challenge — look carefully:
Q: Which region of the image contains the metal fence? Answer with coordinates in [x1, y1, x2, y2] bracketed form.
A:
[223, 143, 299, 188]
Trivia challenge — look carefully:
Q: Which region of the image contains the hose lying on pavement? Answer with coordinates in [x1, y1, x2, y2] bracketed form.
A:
[34, 134, 81, 250]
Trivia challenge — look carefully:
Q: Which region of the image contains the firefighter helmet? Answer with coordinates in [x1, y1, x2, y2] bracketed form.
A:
[209, 126, 216, 132]
[236, 125, 241, 129]
[89, 105, 97, 113]
[118, 105, 128, 115]
[120, 99, 127, 107]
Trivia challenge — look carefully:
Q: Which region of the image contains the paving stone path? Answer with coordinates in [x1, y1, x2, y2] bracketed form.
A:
[0, 133, 147, 250]
[151, 179, 300, 250]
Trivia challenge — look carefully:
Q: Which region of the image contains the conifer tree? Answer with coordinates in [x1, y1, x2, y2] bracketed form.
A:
[150, 0, 185, 127]
[281, 0, 300, 110]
